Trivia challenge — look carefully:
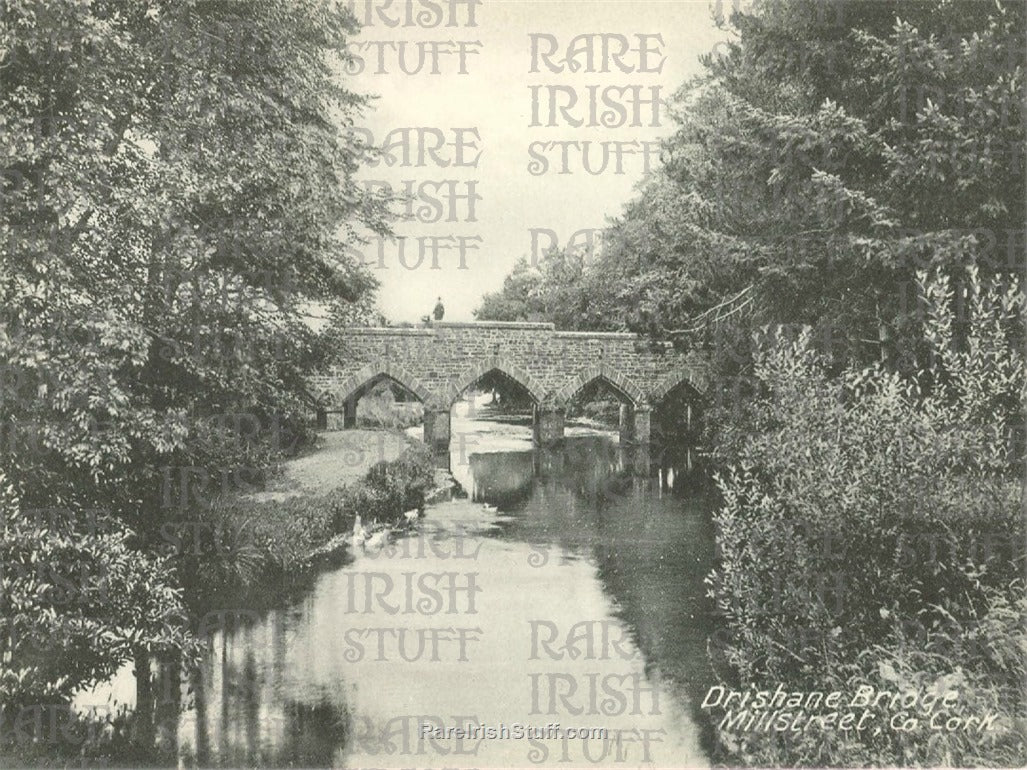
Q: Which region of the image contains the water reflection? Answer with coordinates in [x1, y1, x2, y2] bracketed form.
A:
[177, 428, 716, 768]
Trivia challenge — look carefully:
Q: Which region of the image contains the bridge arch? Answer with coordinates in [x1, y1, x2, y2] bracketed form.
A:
[335, 361, 433, 408]
[555, 364, 647, 408]
[443, 357, 543, 407]
[649, 365, 706, 405]
[314, 321, 709, 452]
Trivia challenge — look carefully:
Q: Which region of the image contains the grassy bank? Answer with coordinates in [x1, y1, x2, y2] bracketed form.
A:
[1, 432, 437, 767]
[567, 399, 620, 429]
[324, 383, 423, 431]
[354, 389, 422, 430]
[175, 435, 436, 612]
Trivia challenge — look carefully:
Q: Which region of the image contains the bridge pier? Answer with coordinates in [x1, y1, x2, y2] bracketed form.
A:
[342, 396, 358, 429]
[423, 408, 451, 448]
[634, 406, 651, 444]
[632, 443, 651, 475]
[533, 406, 565, 446]
[618, 404, 652, 444]
[619, 404, 631, 443]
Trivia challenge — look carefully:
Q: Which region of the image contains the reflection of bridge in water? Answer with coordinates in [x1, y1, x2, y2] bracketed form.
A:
[456, 438, 699, 499]
[309, 321, 709, 449]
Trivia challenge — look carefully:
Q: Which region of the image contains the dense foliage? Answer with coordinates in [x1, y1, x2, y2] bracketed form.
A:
[0, 471, 196, 711]
[478, 0, 1025, 370]
[709, 269, 1025, 765]
[600, 0, 1024, 351]
[475, 249, 609, 330]
[1, 0, 382, 723]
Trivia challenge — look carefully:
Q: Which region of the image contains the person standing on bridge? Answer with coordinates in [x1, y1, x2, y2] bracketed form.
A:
[433, 297, 445, 321]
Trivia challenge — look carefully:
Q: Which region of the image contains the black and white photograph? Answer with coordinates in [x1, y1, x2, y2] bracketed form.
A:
[1, 0, 1024, 767]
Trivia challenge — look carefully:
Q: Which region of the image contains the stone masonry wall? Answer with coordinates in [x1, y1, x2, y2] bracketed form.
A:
[308, 321, 709, 411]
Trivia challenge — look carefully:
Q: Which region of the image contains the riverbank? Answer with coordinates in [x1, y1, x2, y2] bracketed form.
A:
[249, 428, 411, 501]
[5, 429, 449, 768]
[178, 429, 448, 612]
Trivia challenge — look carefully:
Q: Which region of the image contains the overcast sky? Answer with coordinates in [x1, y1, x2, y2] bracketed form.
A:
[345, 0, 730, 322]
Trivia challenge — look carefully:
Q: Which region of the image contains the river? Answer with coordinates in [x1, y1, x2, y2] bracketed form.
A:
[88, 404, 718, 768]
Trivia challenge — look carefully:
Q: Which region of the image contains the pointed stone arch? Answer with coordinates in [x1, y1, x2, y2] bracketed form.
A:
[650, 365, 706, 405]
[443, 356, 543, 407]
[555, 364, 646, 407]
[334, 361, 433, 408]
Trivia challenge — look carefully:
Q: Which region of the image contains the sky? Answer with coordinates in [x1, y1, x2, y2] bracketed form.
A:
[344, 0, 731, 322]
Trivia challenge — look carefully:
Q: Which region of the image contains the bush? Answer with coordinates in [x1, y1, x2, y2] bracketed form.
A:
[708, 269, 1026, 766]
[0, 473, 196, 714]
[178, 443, 435, 599]
[576, 400, 621, 427]
[330, 443, 434, 530]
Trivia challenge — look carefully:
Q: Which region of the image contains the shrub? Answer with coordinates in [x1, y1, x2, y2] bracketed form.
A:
[708, 269, 1026, 766]
[0, 473, 196, 714]
[577, 400, 621, 427]
[179, 443, 435, 598]
[330, 443, 434, 530]
[352, 385, 424, 430]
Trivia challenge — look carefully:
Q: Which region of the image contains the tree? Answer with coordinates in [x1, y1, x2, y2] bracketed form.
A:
[0, 471, 196, 712]
[475, 247, 615, 330]
[498, 0, 1024, 375]
[1, 0, 383, 725]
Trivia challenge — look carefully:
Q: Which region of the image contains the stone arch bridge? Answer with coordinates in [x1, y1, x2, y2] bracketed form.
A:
[308, 321, 709, 448]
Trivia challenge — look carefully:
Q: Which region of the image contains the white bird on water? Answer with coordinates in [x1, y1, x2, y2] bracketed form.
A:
[403, 508, 419, 524]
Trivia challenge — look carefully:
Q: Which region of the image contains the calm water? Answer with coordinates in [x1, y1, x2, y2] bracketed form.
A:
[111, 407, 718, 768]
